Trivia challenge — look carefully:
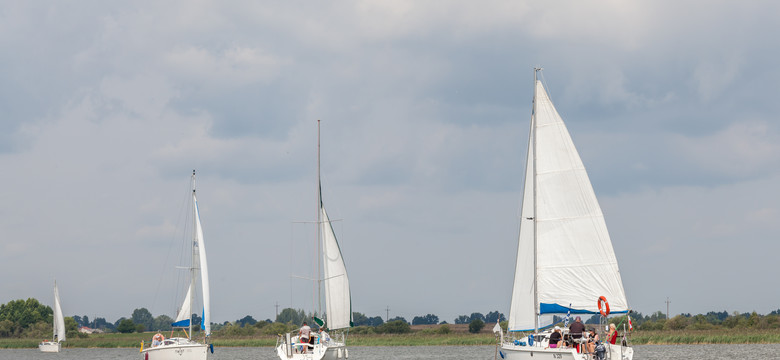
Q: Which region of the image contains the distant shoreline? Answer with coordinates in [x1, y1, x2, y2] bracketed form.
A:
[2, 329, 779, 349]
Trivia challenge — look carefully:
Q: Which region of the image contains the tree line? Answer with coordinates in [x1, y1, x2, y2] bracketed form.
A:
[8, 297, 779, 338]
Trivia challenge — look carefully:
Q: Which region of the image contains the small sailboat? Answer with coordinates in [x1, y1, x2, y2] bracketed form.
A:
[39, 281, 66, 353]
[499, 69, 634, 360]
[276, 121, 352, 360]
[141, 170, 212, 360]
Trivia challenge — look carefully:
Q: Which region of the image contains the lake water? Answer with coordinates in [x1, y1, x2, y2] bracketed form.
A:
[2, 344, 780, 360]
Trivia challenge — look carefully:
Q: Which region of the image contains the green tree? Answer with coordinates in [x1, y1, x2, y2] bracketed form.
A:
[0, 320, 14, 337]
[412, 314, 439, 325]
[236, 315, 257, 327]
[468, 319, 485, 333]
[376, 320, 410, 334]
[132, 308, 154, 331]
[0, 298, 53, 330]
[117, 319, 136, 333]
[152, 315, 173, 331]
[454, 315, 470, 324]
[136, 324, 146, 333]
[276, 308, 306, 325]
[485, 311, 506, 323]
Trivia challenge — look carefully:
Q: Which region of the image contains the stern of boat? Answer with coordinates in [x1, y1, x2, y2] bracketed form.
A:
[38, 341, 61, 353]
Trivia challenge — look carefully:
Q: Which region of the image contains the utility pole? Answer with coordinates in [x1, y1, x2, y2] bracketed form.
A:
[385, 306, 390, 323]
[665, 297, 671, 320]
[275, 301, 280, 320]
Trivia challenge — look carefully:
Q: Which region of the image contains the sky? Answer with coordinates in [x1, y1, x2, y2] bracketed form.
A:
[2, 1, 780, 325]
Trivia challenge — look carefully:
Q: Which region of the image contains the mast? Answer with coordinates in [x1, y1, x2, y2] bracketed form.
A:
[532, 67, 541, 333]
[317, 120, 322, 318]
[190, 169, 196, 339]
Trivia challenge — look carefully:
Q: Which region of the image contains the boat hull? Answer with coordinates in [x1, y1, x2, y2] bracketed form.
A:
[500, 343, 633, 360]
[141, 343, 208, 360]
[276, 341, 347, 360]
[39, 342, 61, 352]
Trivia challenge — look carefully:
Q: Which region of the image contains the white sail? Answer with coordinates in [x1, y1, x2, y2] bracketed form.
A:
[194, 193, 211, 336]
[174, 283, 193, 326]
[508, 78, 628, 331]
[321, 205, 352, 330]
[508, 118, 537, 332]
[53, 282, 66, 342]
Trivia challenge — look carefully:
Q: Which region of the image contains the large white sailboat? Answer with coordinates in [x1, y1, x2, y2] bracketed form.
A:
[142, 170, 212, 360]
[276, 121, 352, 360]
[499, 69, 634, 360]
[39, 281, 66, 353]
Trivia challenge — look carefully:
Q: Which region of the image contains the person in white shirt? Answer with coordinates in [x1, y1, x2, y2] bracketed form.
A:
[299, 322, 312, 353]
[319, 327, 330, 345]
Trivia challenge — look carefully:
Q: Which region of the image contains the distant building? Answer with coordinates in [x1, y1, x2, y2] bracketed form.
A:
[78, 326, 104, 334]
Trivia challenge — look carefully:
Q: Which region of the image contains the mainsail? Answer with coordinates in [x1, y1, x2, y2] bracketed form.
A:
[194, 193, 211, 336]
[508, 77, 628, 332]
[320, 199, 352, 330]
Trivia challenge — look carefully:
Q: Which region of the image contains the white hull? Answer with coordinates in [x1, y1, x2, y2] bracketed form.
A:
[39, 342, 61, 352]
[276, 335, 347, 360]
[142, 341, 208, 360]
[501, 343, 633, 360]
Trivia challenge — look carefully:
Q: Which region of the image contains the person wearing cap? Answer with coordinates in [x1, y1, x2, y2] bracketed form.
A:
[548, 326, 563, 348]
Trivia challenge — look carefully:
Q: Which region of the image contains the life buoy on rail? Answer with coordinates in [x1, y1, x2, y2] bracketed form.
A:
[153, 333, 165, 344]
[598, 296, 610, 317]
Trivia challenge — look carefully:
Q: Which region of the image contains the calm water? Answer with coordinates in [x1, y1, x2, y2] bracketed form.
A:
[2, 344, 780, 360]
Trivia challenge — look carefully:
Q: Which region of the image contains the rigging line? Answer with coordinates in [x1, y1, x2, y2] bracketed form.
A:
[150, 176, 192, 316]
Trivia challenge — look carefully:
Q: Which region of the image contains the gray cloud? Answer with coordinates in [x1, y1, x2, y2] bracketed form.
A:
[2, 1, 780, 324]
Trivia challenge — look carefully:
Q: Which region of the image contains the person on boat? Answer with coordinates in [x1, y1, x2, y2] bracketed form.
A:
[152, 333, 164, 347]
[299, 322, 312, 353]
[548, 326, 562, 348]
[607, 323, 618, 345]
[319, 327, 330, 345]
[569, 316, 586, 352]
[586, 328, 599, 354]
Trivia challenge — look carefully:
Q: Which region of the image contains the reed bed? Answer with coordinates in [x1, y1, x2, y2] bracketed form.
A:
[630, 329, 780, 345]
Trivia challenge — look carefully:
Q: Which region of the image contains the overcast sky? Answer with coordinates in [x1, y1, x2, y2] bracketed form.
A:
[2, 1, 780, 325]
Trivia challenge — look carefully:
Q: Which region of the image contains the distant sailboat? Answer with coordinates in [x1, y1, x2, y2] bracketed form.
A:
[141, 170, 212, 360]
[498, 69, 634, 360]
[39, 281, 66, 353]
[276, 121, 352, 360]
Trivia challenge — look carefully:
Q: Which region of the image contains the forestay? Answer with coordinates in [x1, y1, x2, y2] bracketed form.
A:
[508, 79, 628, 332]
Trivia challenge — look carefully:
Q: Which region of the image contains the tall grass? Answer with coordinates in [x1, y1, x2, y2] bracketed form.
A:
[630, 329, 780, 345]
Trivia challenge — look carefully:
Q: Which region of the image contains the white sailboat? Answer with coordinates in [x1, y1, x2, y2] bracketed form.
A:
[276, 121, 352, 360]
[39, 281, 66, 353]
[499, 69, 634, 360]
[142, 170, 212, 360]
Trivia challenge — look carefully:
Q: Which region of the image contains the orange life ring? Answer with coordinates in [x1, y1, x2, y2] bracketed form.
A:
[153, 333, 164, 342]
[598, 296, 610, 317]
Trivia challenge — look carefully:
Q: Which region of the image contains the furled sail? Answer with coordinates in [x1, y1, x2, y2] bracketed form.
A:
[320, 203, 352, 330]
[508, 79, 628, 332]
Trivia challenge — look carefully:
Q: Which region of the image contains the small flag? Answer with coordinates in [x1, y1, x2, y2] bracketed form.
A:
[563, 304, 571, 327]
[493, 322, 501, 334]
[627, 315, 633, 331]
